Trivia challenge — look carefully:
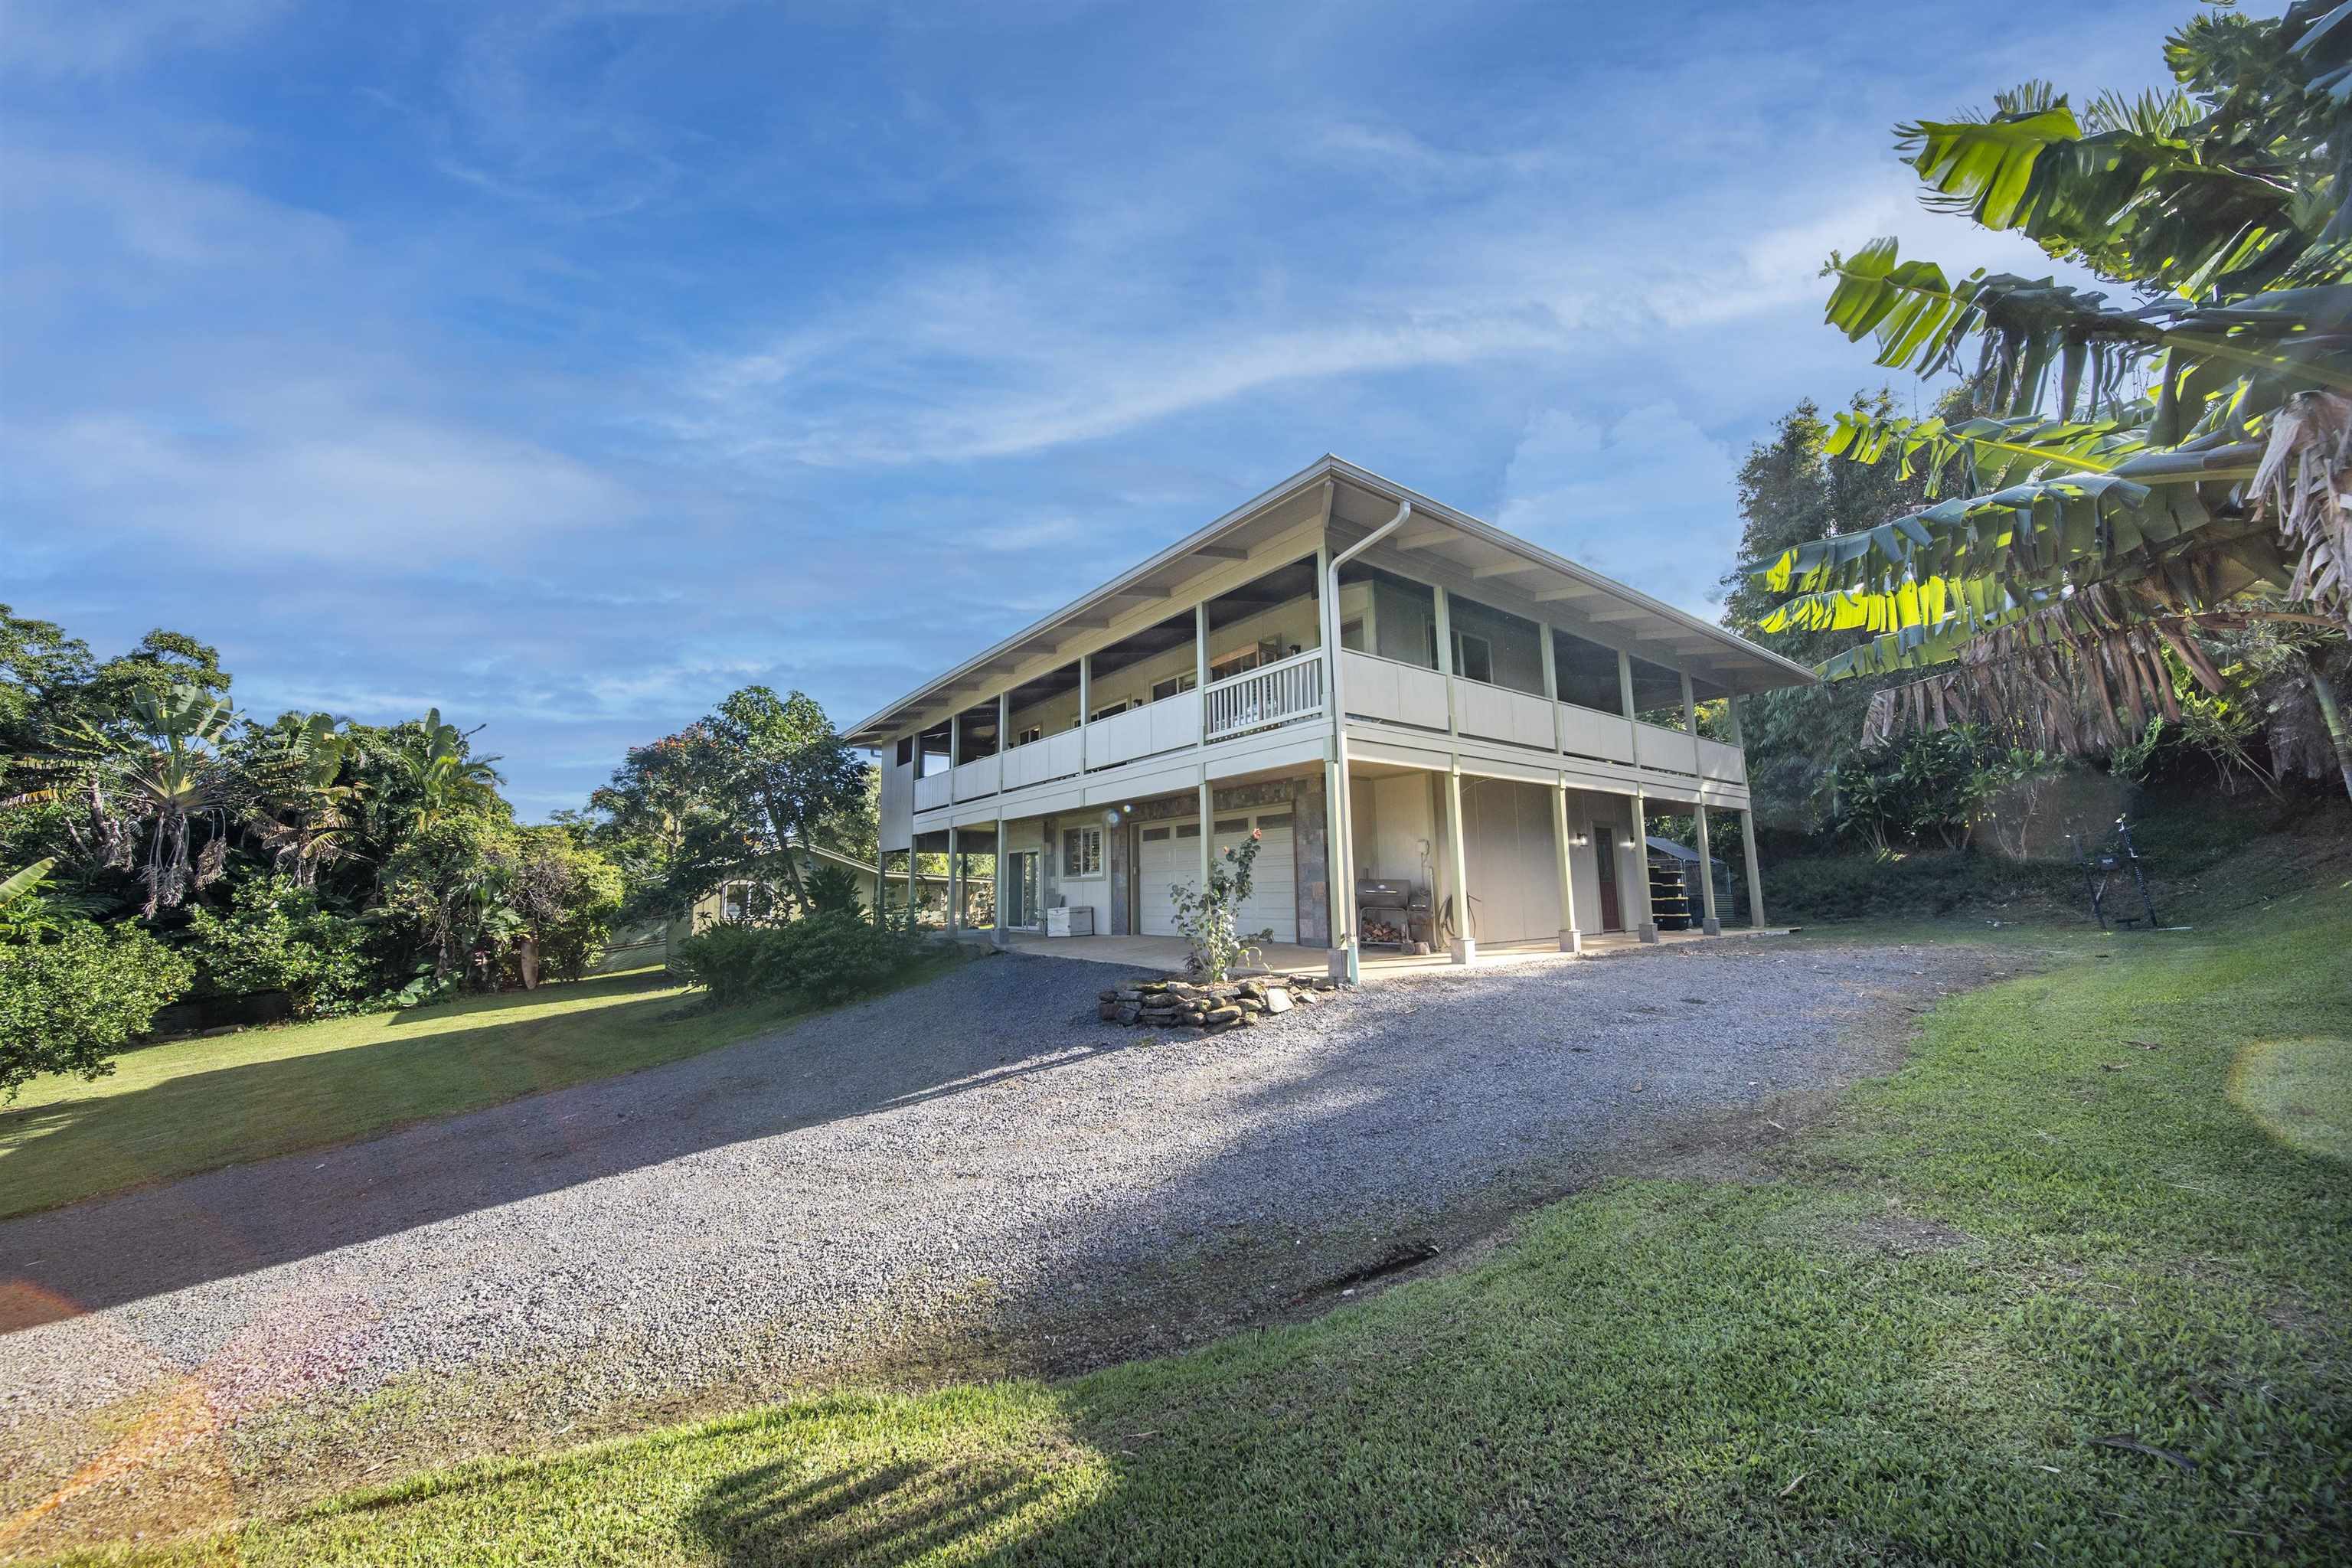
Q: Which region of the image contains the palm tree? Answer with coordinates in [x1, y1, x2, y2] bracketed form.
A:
[60, 684, 250, 916]
[1749, 2, 2352, 795]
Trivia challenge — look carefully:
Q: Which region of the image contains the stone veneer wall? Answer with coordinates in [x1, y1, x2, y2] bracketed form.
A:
[1107, 818, 1131, 935]
[1292, 769, 1329, 947]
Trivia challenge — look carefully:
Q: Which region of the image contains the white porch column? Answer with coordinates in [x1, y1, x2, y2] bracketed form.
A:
[993, 819, 1008, 947]
[1194, 601, 1210, 738]
[945, 825, 961, 935]
[1433, 585, 1458, 737]
[1628, 787, 1659, 942]
[1681, 671, 1720, 935]
[1539, 619, 1563, 753]
[1691, 804, 1721, 934]
[1740, 808, 1766, 929]
[1077, 655, 1090, 771]
[1196, 766, 1214, 909]
[1550, 778, 1583, 953]
[1446, 764, 1475, 965]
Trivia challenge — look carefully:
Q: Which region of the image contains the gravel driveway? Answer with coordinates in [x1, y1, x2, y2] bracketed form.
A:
[0, 936, 1998, 1526]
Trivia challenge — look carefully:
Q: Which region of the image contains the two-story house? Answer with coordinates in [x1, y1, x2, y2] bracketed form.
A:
[845, 456, 1814, 981]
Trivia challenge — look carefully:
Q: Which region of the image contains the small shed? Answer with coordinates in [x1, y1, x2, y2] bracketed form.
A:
[1646, 835, 1731, 930]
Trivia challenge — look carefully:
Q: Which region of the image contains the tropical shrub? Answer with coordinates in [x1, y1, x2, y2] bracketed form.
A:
[802, 861, 867, 916]
[670, 910, 922, 1009]
[182, 875, 373, 1018]
[668, 921, 773, 1008]
[1172, 830, 1264, 982]
[0, 921, 194, 1099]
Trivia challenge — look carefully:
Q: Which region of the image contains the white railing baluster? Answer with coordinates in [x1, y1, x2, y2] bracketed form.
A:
[1200, 648, 1327, 742]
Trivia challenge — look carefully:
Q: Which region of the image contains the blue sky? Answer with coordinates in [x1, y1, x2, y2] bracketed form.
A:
[4, 0, 2182, 817]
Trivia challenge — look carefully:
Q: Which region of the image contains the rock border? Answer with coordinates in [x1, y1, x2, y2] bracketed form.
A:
[1097, 974, 1338, 1031]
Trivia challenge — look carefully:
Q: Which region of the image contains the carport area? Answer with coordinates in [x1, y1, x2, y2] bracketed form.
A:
[989, 923, 1792, 979]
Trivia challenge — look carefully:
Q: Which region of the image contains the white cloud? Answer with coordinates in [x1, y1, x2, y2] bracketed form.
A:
[0, 0, 289, 76]
[1498, 403, 1741, 616]
[11, 405, 635, 564]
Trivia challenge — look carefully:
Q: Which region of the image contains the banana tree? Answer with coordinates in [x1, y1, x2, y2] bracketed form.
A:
[1746, 2, 2352, 795]
[243, 713, 364, 887]
[400, 708, 504, 829]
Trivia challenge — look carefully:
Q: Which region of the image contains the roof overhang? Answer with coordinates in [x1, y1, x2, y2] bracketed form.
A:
[844, 455, 1813, 746]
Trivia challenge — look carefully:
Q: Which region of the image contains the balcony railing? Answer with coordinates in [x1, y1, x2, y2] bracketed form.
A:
[1204, 649, 1326, 742]
[913, 769, 952, 812]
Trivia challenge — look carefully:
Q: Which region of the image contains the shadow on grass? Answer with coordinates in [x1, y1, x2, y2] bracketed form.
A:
[0, 952, 1145, 1326]
[691, 1458, 1058, 1567]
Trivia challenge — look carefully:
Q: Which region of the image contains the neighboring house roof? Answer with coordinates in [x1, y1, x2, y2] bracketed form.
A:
[1646, 835, 1726, 873]
[844, 453, 1814, 746]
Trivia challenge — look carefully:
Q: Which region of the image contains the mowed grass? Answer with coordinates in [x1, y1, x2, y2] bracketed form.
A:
[51, 899, 2350, 1566]
[0, 956, 960, 1220]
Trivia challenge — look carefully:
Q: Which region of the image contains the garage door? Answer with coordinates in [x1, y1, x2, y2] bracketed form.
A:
[1137, 812, 1297, 943]
[1137, 823, 1196, 936]
[1214, 813, 1295, 943]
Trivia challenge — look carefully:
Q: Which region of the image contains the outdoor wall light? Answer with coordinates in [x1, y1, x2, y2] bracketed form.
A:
[1569, 832, 1589, 847]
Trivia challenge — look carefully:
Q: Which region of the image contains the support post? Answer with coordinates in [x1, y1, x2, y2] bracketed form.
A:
[946, 825, 961, 936]
[1691, 804, 1720, 935]
[1078, 654, 1090, 771]
[1740, 807, 1766, 929]
[1681, 671, 1719, 934]
[994, 820, 1008, 947]
[1628, 787, 1659, 942]
[1446, 764, 1475, 965]
[1195, 600, 1210, 739]
[1551, 778, 1583, 953]
[1196, 766, 1214, 913]
[1434, 585, 1458, 737]
[1538, 619, 1563, 753]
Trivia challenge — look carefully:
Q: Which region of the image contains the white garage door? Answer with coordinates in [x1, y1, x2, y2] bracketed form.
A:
[1214, 812, 1296, 944]
[1137, 812, 1297, 942]
[1138, 823, 1196, 936]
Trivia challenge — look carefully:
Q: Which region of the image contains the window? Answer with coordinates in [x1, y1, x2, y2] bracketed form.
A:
[1149, 672, 1197, 702]
[1063, 825, 1102, 877]
[1015, 724, 1042, 746]
[1340, 617, 1364, 650]
[1090, 699, 1130, 720]
[1141, 825, 1171, 842]
[1214, 817, 1248, 834]
[1256, 812, 1293, 830]
[1176, 823, 1200, 839]
[896, 737, 913, 766]
[1454, 631, 1494, 684]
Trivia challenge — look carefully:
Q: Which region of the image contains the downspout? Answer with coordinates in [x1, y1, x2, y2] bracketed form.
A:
[1325, 495, 1413, 984]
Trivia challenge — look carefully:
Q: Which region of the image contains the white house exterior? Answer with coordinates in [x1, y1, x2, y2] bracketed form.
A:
[845, 456, 1814, 980]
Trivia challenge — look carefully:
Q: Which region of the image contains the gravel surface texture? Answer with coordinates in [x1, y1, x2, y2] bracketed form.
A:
[0, 937, 1992, 1459]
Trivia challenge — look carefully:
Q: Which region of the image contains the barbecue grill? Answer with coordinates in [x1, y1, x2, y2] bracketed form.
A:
[1357, 878, 1431, 952]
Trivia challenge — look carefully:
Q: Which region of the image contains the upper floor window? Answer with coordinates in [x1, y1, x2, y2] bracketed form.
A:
[896, 737, 913, 766]
[1063, 825, 1103, 878]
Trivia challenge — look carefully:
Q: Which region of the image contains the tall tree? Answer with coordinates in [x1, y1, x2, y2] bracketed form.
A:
[635, 687, 867, 920]
[1747, 2, 2352, 795]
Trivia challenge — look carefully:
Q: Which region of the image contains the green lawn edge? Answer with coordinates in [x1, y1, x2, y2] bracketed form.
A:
[0, 949, 969, 1220]
[39, 900, 2349, 1566]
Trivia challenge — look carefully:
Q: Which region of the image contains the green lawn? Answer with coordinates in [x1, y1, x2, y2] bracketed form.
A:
[0, 957, 958, 1220]
[56, 899, 2350, 1565]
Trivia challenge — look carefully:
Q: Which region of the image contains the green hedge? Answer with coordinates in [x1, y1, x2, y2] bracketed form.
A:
[669, 910, 927, 1008]
[0, 922, 194, 1099]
